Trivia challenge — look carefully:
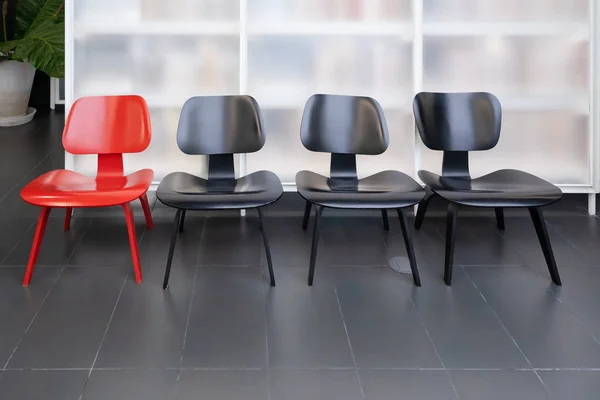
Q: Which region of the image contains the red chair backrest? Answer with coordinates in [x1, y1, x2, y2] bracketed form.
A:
[63, 95, 152, 155]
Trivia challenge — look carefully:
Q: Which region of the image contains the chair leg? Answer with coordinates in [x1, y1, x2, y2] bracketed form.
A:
[415, 189, 435, 230]
[257, 208, 276, 287]
[396, 208, 421, 287]
[308, 206, 325, 286]
[64, 207, 72, 231]
[302, 201, 312, 230]
[494, 208, 505, 230]
[139, 192, 153, 229]
[444, 203, 459, 286]
[163, 209, 183, 290]
[23, 207, 51, 286]
[381, 209, 390, 231]
[528, 207, 562, 286]
[122, 203, 142, 284]
[179, 209, 186, 233]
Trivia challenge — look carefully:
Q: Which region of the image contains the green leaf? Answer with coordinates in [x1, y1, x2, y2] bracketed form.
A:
[0, 39, 18, 55]
[14, 19, 64, 77]
[15, 0, 64, 38]
[9, 0, 64, 76]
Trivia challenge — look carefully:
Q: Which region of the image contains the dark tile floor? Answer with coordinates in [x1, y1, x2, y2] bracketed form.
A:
[1, 111, 600, 399]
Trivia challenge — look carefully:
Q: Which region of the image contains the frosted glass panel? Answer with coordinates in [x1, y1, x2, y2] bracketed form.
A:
[141, 0, 239, 21]
[423, 37, 589, 98]
[74, 36, 239, 102]
[418, 112, 589, 184]
[424, 0, 588, 22]
[75, 0, 239, 22]
[249, 0, 412, 22]
[246, 35, 412, 180]
[75, 0, 142, 22]
[248, 37, 412, 107]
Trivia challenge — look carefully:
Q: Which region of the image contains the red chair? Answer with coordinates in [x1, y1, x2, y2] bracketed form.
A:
[20, 95, 154, 286]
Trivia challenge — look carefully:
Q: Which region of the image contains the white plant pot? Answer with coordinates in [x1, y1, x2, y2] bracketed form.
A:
[0, 60, 36, 119]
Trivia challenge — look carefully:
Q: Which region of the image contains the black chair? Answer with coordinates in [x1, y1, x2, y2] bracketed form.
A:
[157, 95, 283, 289]
[296, 94, 425, 287]
[412, 92, 563, 286]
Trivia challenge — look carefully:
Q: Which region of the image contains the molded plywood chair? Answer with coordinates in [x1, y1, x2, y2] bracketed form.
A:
[157, 95, 283, 290]
[20, 95, 154, 285]
[296, 94, 425, 287]
[412, 92, 563, 286]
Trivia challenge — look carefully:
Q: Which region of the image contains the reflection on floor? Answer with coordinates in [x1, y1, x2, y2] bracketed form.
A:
[0, 111, 600, 399]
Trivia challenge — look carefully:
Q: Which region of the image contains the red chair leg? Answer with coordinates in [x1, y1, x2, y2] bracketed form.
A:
[122, 202, 142, 283]
[139, 192, 153, 229]
[23, 207, 51, 286]
[64, 208, 73, 231]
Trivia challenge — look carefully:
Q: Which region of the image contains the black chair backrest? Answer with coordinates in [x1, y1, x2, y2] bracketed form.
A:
[300, 94, 389, 155]
[413, 92, 502, 151]
[177, 95, 265, 155]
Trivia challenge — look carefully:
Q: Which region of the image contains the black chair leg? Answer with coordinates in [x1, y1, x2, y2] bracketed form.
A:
[302, 201, 312, 230]
[257, 208, 276, 287]
[494, 208, 505, 230]
[163, 208, 183, 290]
[381, 210, 390, 231]
[308, 206, 325, 286]
[415, 189, 435, 230]
[396, 208, 421, 287]
[528, 207, 562, 286]
[179, 209, 186, 233]
[444, 203, 459, 286]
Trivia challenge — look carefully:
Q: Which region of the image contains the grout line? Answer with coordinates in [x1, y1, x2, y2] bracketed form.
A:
[173, 266, 199, 398]
[64, 220, 93, 266]
[2, 266, 65, 369]
[461, 265, 552, 397]
[0, 219, 38, 266]
[78, 274, 129, 400]
[407, 295, 461, 400]
[329, 267, 366, 400]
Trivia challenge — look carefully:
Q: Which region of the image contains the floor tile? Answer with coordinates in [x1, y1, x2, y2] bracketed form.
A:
[360, 370, 458, 400]
[444, 217, 524, 266]
[332, 267, 441, 368]
[0, 217, 35, 263]
[93, 265, 195, 368]
[466, 266, 600, 368]
[411, 267, 529, 369]
[266, 267, 354, 368]
[7, 267, 127, 368]
[538, 370, 600, 400]
[138, 217, 204, 270]
[0, 267, 61, 367]
[82, 370, 178, 400]
[182, 267, 267, 368]
[0, 370, 88, 400]
[200, 217, 262, 246]
[3, 216, 91, 266]
[177, 370, 267, 400]
[449, 370, 549, 400]
[269, 369, 363, 400]
[549, 267, 600, 340]
[68, 218, 146, 266]
[197, 243, 263, 266]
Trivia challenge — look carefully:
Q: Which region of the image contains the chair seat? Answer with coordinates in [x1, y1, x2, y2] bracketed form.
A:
[20, 169, 154, 208]
[156, 170, 283, 210]
[419, 169, 562, 208]
[296, 170, 425, 209]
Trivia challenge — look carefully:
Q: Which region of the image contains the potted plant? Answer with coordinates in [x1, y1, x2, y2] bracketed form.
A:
[0, 0, 64, 125]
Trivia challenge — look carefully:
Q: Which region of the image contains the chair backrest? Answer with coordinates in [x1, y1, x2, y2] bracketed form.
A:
[413, 92, 502, 151]
[177, 95, 265, 155]
[63, 95, 151, 154]
[300, 94, 389, 155]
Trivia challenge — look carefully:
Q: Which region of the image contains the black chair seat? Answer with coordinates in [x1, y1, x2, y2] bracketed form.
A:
[297, 170, 425, 209]
[418, 169, 562, 208]
[157, 170, 283, 210]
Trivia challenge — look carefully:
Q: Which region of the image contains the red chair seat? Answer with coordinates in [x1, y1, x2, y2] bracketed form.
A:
[21, 169, 154, 208]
